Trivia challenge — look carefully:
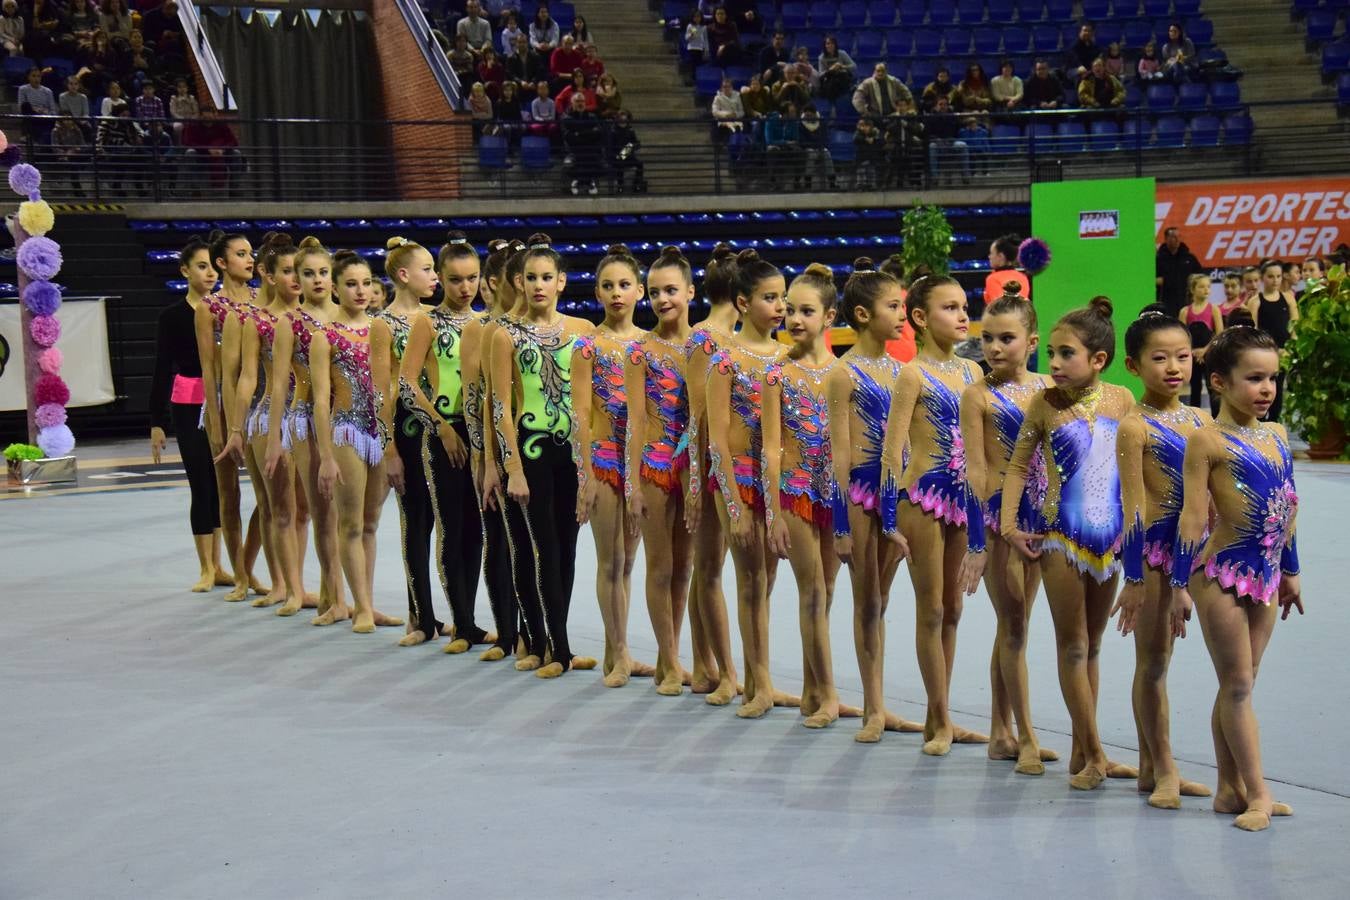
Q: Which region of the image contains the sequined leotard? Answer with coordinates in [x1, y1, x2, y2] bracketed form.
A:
[245, 308, 295, 440]
[324, 321, 383, 465]
[1171, 423, 1299, 605]
[628, 332, 691, 497]
[1120, 405, 1205, 583]
[573, 330, 630, 492]
[776, 358, 837, 528]
[685, 325, 733, 501]
[966, 376, 1048, 554]
[830, 354, 903, 538]
[282, 306, 322, 449]
[709, 345, 782, 518]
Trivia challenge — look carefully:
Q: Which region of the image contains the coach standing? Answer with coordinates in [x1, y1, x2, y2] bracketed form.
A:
[1155, 227, 1203, 315]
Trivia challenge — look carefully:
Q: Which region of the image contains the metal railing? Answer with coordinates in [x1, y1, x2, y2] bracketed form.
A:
[7, 101, 1345, 205]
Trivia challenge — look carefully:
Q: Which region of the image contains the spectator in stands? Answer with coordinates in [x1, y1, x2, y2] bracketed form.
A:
[1064, 22, 1098, 81]
[741, 73, 774, 118]
[608, 109, 645, 193]
[758, 31, 791, 86]
[500, 10, 523, 56]
[100, 79, 125, 117]
[773, 67, 812, 113]
[790, 47, 818, 92]
[140, 1, 182, 47]
[19, 66, 57, 116]
[919, 67, 954, 113]
[1076, 57, 1124, 110]
[556, 68, 596, 113]
[1137, 41, 1163, 82]
[1023, 58, 1063, 109]
[506, 32, 546, 90]
[181, 112, 243, 196]
[1161, 22, 1195, 83]
[764, 104, 803, 189]
[477, 46, 507, 99]
[990, 59, 1022, 110]
[52, 112, 89, 194]
[958, 115, 990, 175]
[568, 15, 591, 49]
[119, 29, 157, 93]
[549, 35, 585, 91]
[169, 76, 197, 140]
[685, 9, 708, 65]
[134, 81, 164, 121]
[595, 72, 622, 118]
[1155, 226, 1204, 314]
[1103, 42, 1124, 80]
[854, 117, 884, 189]
[580, 44, 604, 86]
[0, 0, 23, 57]
[564, 92, 604, 195]
[495, 80, 524, 142]
[457, 1, 493, 57]
[954, 63, 993, 113]
[798, 103, 835, 190]
[723, 0, 764, 44]
[27, 0, 62, 58]
[707, 7, 741, 65]
[817, 34, 856, 102]
[854, 62, 914, 119]
[99, 0, 133, 41]
[98, 100, 143, 194]
[711, 76, 745, 139]
[65, 0, 101, 41]
[468, 81, 494, 136]
[59, 75, 90, 120]
[448, 33, 477, 87]
[81, 30, 119, 96]
[529, 79, 558, 139]
[926, 95, 970, 185]
[530, 4, 560, 54]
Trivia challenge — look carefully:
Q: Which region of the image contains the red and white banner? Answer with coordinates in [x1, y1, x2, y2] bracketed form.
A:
[1155, 177, 1350, 267]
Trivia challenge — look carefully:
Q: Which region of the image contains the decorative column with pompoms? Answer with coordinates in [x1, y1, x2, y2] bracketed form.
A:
[3, 129, 76, 485]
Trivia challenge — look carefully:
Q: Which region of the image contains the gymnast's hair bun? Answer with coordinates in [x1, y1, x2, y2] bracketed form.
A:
[709, 241, 735, 263]
[207, 228, 226, 244]
[803, 262, 834, 279]
[298, 235, 324, 250]
[656, 245, 687, 262]
[525, 232, 553, 250]
[851, 256, 876, 273]
[605, 242, 634, 257]
[735, 248, 761, 266]
[1088, 295, 1114, 319]
[332, 249, 361, 265]
[385, 235, 415, 252]
[486, 238, 511, 254]
[444, 229, 471, 246]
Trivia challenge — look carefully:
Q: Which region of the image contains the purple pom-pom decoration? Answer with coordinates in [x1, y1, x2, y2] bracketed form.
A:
[30, 314, 60, 347]
[35, 374, 70, 406]
[0, 145, 24, 166]
[17, 236, 62, 280]
[35, 403, 67, 429]
[22, 280, 61, 316]
[37, 424, 75, 458]
[1017, 237, 1051, 275]
[8, 163, 41, 197]
[37, 347, 63, 375]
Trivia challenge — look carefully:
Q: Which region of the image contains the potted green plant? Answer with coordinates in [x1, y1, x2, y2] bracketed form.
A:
[1285, 263, 1350, 459]
[899, 202, 953, 278]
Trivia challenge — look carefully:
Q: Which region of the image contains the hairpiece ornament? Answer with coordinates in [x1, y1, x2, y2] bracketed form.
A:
[447, 237, 470, 246]
[1139, 309, 1167, 319]
[528, 242, 552, 251]
[392, 237, 410, 247]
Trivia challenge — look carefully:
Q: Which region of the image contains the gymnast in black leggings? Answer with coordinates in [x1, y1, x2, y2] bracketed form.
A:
[149, 236, 230, 592]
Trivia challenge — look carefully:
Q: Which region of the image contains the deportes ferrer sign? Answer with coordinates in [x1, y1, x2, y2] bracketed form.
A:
[1155, 177, 1350, 266]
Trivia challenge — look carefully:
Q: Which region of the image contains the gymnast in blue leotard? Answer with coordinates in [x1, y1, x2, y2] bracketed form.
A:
[1171, 326, 1301, 833]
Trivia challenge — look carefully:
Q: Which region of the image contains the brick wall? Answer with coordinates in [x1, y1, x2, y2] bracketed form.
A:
[369, 0, 473, 200]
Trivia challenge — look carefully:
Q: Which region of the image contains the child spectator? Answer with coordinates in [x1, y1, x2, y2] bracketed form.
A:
[1077, 57, 1124, 109]
[495, 79, 525, 140]
[608, 109, 645, 193]
[798, 104, 835, 190]
[18, 67, 57, 115]
[958, 115, 990, 175]
[764, 104, 803, 189]
[477, 46, 507, 99]
[740, 73, 773, 118]
[711, 76, 745, 138]
[52, 113, 90, 194]
[568, 15, 591, 48]
[529, 80, 558, 138]
[990, 59, 1023, 110]
[169, 77, 197, 121]
[448, 33, 477, 87]
[685, 9, 708, 64]
[0, 0, 24, 57]
[134, 82, 165, 121]
[926, 95, 970, 184]
[1137, 41, 1163, 82]
[953, 63, 993, 113]
[499, 10, 523, 57]
[530, 5, 560, 54]
[817, 34, 856, 101]
[1218, 270, 1246, 319]
[790, 46, 818, 93]
[580, 44, 604, 86]
[854, 117, 885, 189]
[468, 82, 494, 135]
[456, 0, 493, 57]
[1103, 42, 1124, 79]
[772, 67, 811, 113]
[595, 73, 622, 118]
[549, 35, 585, 90]
[59, 75, 90, 120]
[555, 69, 597, 113]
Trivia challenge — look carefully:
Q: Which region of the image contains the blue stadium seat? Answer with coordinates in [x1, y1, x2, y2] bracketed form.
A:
[943, 27, 972, 54]
[990, 123, 1025, 153]
[520, 135, 553, 169]
[910, 58, 938, 85]
[834, 93, 859, 123]
[1003, 25, 1031, 52]
[1055, 120, 1087, 152]
[1080, 0, 1111, 21]
[795, 30, 825, 55]
[1293, 0, 1322, 12]
[898, 0, 926, 26]
[1190, 114, 1221, 147]
[1324, 40, 1350, 73]
[1123, 117, 1149, 150]
[1173, 0, 1200, 14]
[478, 135, 510, 171]
[725, 65, 754, 86]
[1337, 72, 1350, 105]
[1027, 121, 1054, 150]
[781, 2, 809, 29]
[957, 0, 985, 23]
[988, 0, 1017, 24]
[1155, 115, 1187, 148]
[1307, 11, 1339, 45]
[1209, 80, 1241, 109]
[828, 128, 857, 162]
[660, 1, 683, 25]
[812, 96, 834, 117]
[1147, 83, 1177, 109]
[929, 0, 958, 25]
[974, 27, 1002, 53]
[869, 0, 898, 26]
[839, 0, 868, 27]
[3, 55, 33, 86]
[808, 1, 838, 28]
[1186, 18, 1214, 47]
[1223, 112, 1254, 144]
[1016, 0, 1045, 21]
[834, 28, 860, 54]
[1088, 118, 1121, 150]
[1177, 82, 1207, 110]
[1122, 20, 1153, 49]
[695, 65, 723, 96]
[1045, 0, 1073, 22]
[1141, 0, 1172, 17]
[914, 29, 943, 55]
[1125, 82, 1144, 107]
[1095, 22, 1123, 47]
[856, 30, 884, 57]
[551, 2, 575, 32]
[1032, 24, 1061, 52]
[886, 29, 912, 55]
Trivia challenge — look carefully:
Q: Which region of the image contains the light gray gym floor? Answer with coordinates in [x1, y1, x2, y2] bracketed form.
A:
[3, 447, 1348, 899]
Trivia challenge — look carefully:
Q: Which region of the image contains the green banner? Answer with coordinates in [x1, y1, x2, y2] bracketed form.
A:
[1030, 177, 1157, 391]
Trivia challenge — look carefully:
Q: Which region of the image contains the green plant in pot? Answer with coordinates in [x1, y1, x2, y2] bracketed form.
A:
[1285, 263, 1350, 459]
[900, 202, 953, 278]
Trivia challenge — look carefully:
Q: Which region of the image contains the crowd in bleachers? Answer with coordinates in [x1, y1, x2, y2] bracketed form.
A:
[677, 0, 1252, 187]
[436, 0, 649, 195]
[3, 0, 240, 196]
[1292, 0, 1350, 109]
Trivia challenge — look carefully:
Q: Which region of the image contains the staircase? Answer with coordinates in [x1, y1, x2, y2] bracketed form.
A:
[574, 0, 716, 188]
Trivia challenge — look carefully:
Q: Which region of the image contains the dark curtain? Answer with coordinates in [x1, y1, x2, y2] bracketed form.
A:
[204, 9, 388, 200]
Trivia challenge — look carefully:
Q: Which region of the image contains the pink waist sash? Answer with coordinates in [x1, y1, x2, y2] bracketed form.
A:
[171, 375, 206, 405]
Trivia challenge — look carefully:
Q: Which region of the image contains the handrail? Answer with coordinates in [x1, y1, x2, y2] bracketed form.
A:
[179, 1, 236, 111]
[392, 0, 463, 109]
